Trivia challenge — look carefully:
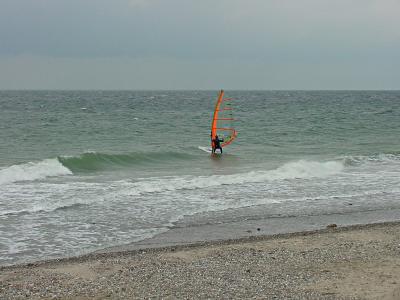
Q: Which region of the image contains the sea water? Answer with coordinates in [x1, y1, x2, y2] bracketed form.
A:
[1, 90, 400, 265]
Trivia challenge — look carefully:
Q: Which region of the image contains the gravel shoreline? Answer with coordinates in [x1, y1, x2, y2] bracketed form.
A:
[1, 221, 400, 299]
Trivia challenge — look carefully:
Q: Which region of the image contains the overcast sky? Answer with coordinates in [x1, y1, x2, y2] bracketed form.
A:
[0, 0, 399, 90]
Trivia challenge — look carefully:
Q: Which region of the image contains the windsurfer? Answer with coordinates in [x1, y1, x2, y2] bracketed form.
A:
[212, 135, 224, 153]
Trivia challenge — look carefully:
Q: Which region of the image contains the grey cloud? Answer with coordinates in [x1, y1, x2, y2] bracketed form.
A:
[0, 0, 399, 89]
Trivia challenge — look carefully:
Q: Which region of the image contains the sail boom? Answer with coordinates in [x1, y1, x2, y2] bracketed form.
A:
[213, 127, 235, 131]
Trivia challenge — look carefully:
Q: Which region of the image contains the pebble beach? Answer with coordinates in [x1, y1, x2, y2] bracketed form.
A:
[1, 222, 400, 299]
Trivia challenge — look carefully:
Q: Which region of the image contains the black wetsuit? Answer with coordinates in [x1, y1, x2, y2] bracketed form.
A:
[213, 137, 223, 153]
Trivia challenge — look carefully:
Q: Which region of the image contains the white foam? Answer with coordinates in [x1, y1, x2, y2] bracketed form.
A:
[0, 181, 114, 216]
[0, 159, 72, 185]
[272, 160, 344, 179]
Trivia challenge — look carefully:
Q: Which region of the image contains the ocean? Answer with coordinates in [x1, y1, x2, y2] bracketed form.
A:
[1, 90, 400, 266]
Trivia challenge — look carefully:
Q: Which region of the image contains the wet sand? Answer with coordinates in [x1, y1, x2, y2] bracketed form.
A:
[1, 222, 400, 299]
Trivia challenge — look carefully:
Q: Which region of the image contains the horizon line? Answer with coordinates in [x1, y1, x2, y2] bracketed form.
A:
[1, 88, 400, 92]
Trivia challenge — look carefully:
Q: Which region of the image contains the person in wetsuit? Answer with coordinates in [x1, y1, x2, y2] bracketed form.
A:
[212, 134, 224, 153]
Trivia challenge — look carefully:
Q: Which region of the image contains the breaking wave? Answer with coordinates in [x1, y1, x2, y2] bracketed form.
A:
[0, 151, 195, 185]
[4, 151, 396, 188]
[0, 159, 72, 185]
[58, 151, 194, 172]
[0, 159, 344, 215]
[117, 159, 345, 196]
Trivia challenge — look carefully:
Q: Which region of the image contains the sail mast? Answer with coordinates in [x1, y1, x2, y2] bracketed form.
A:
[211, 90, 224, 147]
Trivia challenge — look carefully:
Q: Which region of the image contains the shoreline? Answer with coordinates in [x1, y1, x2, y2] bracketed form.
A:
[1, 220, 400, 269]
[3, 207, 400, 268]
[2, 221, 400, 299]
[95, 207, 400, 256]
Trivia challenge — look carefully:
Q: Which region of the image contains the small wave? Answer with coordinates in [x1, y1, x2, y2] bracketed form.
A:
[0, 201, 91, 217]
[373, 108, 393, 115]
[0, 159, 72, 185]
[342, 153, 400, 166]
[58, 151, 194, 172]
[0, 209, 32, 217]
[54, 202, 89, 212]
[119, 159, 344, 196]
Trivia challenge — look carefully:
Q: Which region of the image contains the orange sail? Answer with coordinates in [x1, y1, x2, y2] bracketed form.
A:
[211, 90, 238, 150]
